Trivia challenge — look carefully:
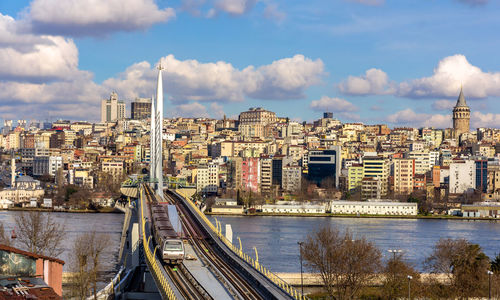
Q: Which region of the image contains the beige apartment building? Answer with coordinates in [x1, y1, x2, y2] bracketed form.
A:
[101, 92, 126, 123]
[238, 107, 276, 139]
[393, 158, 415, 195]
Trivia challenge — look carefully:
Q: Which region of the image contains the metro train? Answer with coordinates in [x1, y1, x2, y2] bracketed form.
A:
[150, 204, 185, 264]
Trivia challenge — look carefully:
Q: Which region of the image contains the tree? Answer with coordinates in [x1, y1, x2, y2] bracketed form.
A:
[424, 238, 490, 298]
[69, 185, 91, 208]
[296, 177, 313, 202]
[491, 253, 500, 273]
[302, 225, 382, 299]
[0, 222, 13, 246]
[382, 253, 421, 299]
[69, 231, 109, 300]
[14, 211, 65, 257]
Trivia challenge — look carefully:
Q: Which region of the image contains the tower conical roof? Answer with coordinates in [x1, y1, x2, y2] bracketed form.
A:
[455, 87, 468, 107]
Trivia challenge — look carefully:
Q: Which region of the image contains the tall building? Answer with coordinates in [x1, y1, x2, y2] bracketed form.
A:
[241, 157, 260, 193]
[475, 160, 488, 193]
[449, 160, 475, 194]
[487, 165, 500, 194]
[361, 177, 382, 200]
[452, 87, 470, 138]
[101, 92, 126, 122]
[393, 158, 415, 195]
[348, 164, 364, 192]
[307, 146, 342, 188]
[131, 98, 152, 120]
[196, 163, 219, 193]
[407, 151, 439, 174]
[238, 107, 276, 139]
[362, 156, 389, 197]
[260, 157, 273, 194]
[282, 165, 301, 193]
[33, 156, 63, 177]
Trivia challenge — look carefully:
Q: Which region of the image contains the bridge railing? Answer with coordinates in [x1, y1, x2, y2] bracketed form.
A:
[140, 186, 178, 300]
[181, 193, 308, 300]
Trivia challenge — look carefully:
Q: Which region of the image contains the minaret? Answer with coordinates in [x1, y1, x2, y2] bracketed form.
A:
[155, 63, 164, 198]
[11, 158, 15, 187]
[452, 87, 470, 138]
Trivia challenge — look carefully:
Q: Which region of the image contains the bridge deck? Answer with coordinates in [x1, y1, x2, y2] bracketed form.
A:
[183, 243, 233, 300]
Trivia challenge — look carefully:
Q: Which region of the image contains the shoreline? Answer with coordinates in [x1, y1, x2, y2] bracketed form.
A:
[0, 207, 124, 214]
[205, 211, 500, 221]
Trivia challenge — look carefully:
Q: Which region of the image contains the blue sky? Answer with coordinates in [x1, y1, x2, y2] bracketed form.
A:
[0, 0, 499, 128]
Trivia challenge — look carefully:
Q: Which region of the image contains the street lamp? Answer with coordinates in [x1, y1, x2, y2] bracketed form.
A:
[487, 270, 493, 300]
[388, 249, 402, 260]
[298, 242, 304, 296]
[407, 275, 413, 300]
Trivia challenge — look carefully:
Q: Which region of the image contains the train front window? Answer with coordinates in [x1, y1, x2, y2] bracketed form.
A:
[164, 241, 183, 251]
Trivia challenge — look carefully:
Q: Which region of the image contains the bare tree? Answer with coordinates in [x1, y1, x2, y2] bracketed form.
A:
[69, 185, 91, 208]
[0, 222, 13, 246]
[424, 238, 489, 298]
[382, 253, 421, 299]
[302, 225, 382, 299]
[69, 231, 109, 300]
[14, 211, 65, 257]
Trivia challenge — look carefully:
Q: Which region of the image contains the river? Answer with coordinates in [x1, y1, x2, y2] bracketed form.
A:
[209, 216, 500, 272]
[0, 211, 123, 285]
[2, 211, 500, 278]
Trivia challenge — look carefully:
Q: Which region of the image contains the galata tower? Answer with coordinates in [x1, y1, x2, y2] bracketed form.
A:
[452, 87, 470, 138]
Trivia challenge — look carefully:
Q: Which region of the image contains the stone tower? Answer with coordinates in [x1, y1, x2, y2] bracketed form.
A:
[452, 87, 470, 138]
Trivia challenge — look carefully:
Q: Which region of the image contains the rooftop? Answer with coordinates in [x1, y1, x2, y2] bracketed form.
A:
[0, 277, 61, 300]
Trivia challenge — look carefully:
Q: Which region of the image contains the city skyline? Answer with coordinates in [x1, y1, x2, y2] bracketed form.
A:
[0, 0, 500, 128]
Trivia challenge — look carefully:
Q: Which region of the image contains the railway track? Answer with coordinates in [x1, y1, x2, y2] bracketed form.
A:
[143, 184, 213, 300]
[165, 190, 264, 300]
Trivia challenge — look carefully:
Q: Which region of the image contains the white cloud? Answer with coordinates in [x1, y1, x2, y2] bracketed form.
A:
[339, 55, 500, 100]
[472, 111, 500, 128]
[181, 0, 206, 16]
[455, 0, 488, 6]
[0, 14, 48, 51]
[0, 14, 83, 82]
[210, 102, 225, 119]
[347, 0, 385, 6]
[214, 0, 257, 15]
[28, 0, 175, 36]
[0, 12, 107, 120]
[386, 109, 450, 128]
[0, 35, 83, 82]
[102, 62, 155, 101]
[263, 3, 286, 23]
[398, 55, 500, 99]
[103, 54, 324, 103]
[245, 54, 324, 99]
[171, 102, 209, 118]
[310, 96, 358, 112]
[338, 68, 394, 95]
[432, 99, 456, 111]
[0, 75, 106, 120]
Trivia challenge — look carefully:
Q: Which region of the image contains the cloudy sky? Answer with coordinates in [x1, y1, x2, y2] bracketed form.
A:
[0, 0, 499, 128]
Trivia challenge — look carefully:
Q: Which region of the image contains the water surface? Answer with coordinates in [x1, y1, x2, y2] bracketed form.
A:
[210, 216, 500, 272]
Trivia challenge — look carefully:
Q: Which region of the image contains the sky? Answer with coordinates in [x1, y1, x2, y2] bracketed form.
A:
[0, 0, 499, 129]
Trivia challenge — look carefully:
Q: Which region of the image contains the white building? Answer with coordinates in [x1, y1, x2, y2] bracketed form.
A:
[408, 151, 438, 175]
[449, 160, 476, 194]
[329, 200, 418, 216]
[101, 92, 126, 123]
[196, 163, 219, 193]
[33, 156, 63, 176]
[282, 165, 302, 193]
[462, 202, 500, 218]
[262, 204, 326, 214]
